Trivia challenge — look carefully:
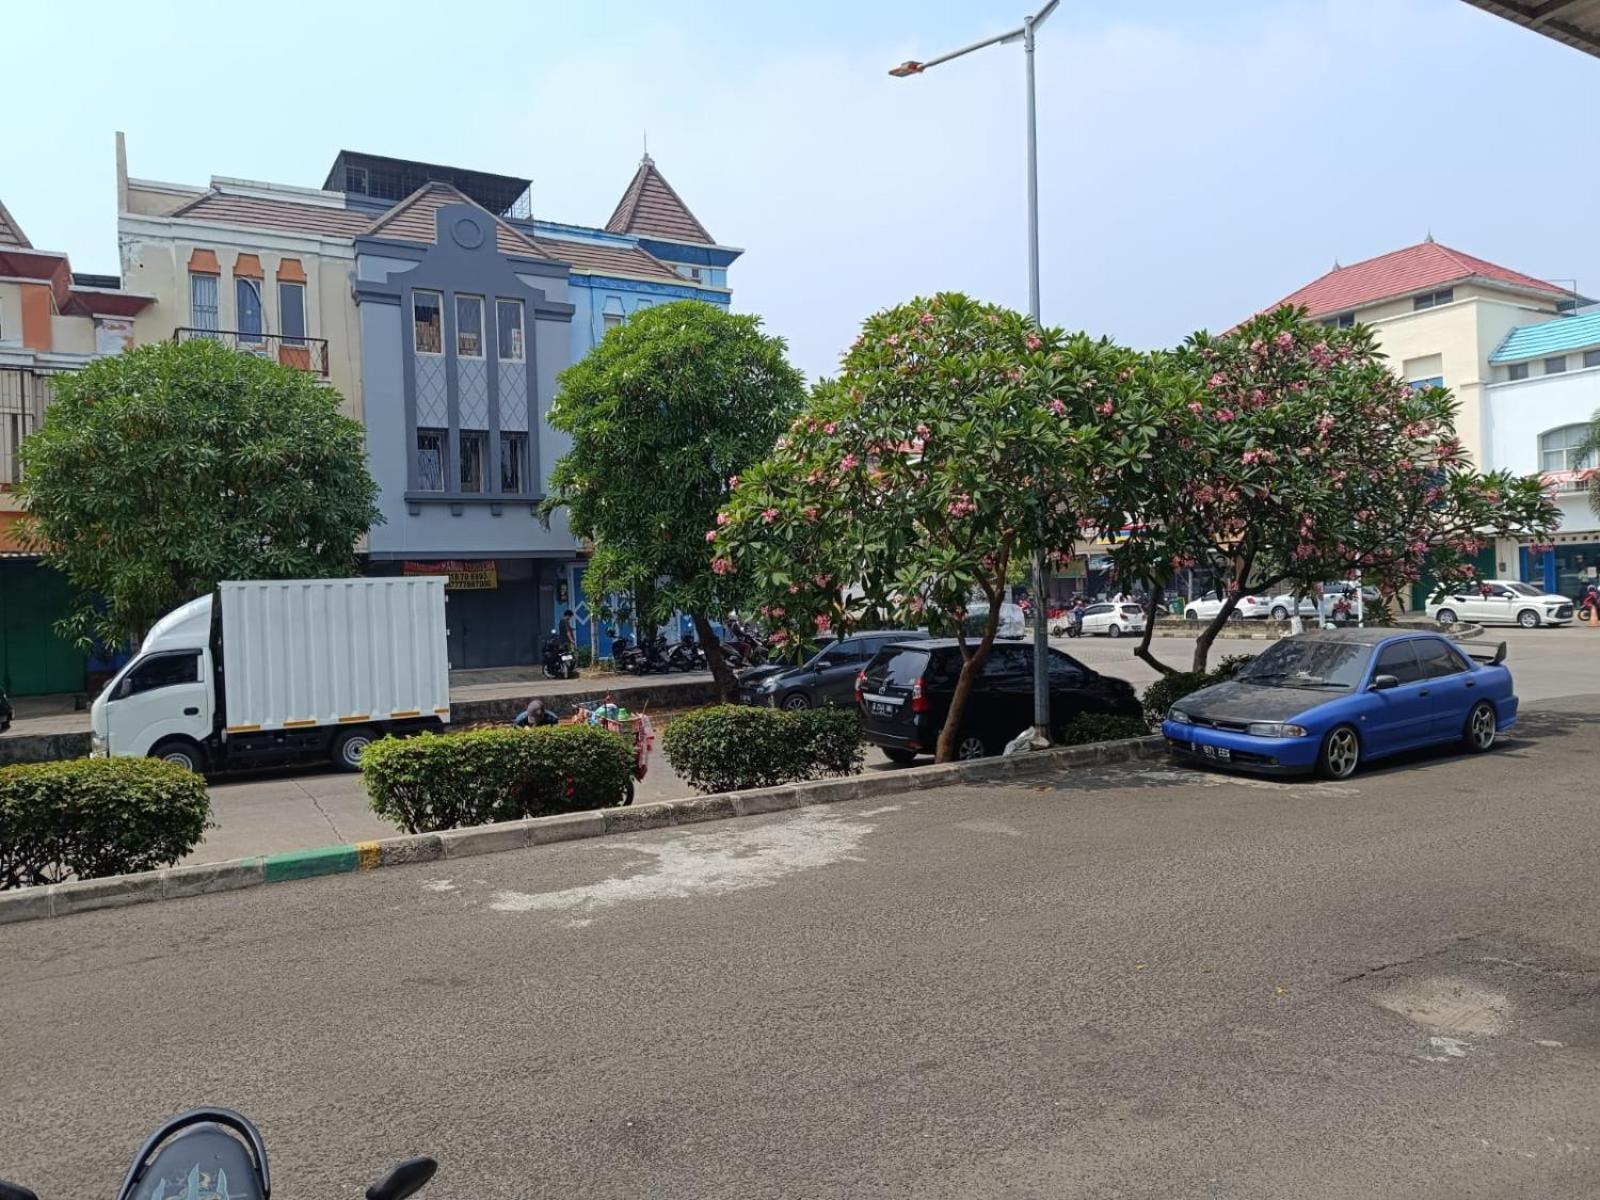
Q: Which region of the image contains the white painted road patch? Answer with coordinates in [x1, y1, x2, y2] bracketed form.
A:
[488, 810, 876, 922]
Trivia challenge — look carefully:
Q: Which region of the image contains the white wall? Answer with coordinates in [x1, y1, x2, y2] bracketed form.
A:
[1483, 363, 1600, 476]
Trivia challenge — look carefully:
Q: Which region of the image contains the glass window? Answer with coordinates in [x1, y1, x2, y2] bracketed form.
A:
[459, 430, 486, 493]
[1506, 583, 1541, 597]
[344, 165, 369, 194]
[278, 282, 306, 345]
[496, 299, 524, 361]
[456, 295, 484, 358]
[1540, 424, 1595, 473]
[879, 647, 930, 688]
[1585, 349, 1600, 369]
[235, 278, 263, 343]
[1237, 638, 1372, 690]
[1374, 642, 1426, 685]
[1413, 288, 1453, 311]
[1047, 651, 1085, 685]
[601, 298, 625, 333]
[120, 652, 200, 698]
[189, 273, 219, 331]
[1407, 376, 1444, 392]
[416, 428, 445, 491]
[1544, 355, 1568, 375]
[1414, 638, 1469, 678]
[1086, 604, 1112, 616]
[500, 432, 528, 494]
[981, 645, 1032, 678]
[818, 642, 864, 668]
[413, 291, 443, 354]
[1507, 362, 1529, 381]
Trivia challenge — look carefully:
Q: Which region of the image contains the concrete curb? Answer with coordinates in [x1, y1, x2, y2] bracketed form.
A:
[0, 735, 1166, 927]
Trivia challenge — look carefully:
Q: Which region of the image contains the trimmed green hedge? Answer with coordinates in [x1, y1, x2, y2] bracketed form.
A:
[0, 758, 212, 890]
[1141, 654, 1255, 728]
[362, 725, 633, 834]
[1057, 712, 1152, 746]
[662, 705, 864, 794]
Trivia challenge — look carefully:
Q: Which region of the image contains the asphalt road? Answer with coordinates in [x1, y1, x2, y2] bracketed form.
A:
[189, 626, 1600, 865]
[4, 693, 1599, 1198]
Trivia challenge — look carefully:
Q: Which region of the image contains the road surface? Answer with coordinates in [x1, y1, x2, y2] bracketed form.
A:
[3, 693, 1598, 1198]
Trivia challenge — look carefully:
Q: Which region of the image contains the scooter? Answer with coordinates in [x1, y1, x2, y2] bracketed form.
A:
[608, 631, 648, 675]
[666, 633, 707, 673]
[542, 631, 578, 680]
[0, 1106, 434, 1200]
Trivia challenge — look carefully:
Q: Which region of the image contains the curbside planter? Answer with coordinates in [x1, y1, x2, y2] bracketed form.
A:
[0, 732, 1171, 926]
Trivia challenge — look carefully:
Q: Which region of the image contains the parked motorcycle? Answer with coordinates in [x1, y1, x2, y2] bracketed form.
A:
[608, 631, 649, 675]
[724, 618, 769, 667]
[542, 631, 578, 680]
[0, 1106, 434, 1200]
[665, 632, 706, 673]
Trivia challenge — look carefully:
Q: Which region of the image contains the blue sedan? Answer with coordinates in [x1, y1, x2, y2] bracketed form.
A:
[1162, 629, 1516, 780]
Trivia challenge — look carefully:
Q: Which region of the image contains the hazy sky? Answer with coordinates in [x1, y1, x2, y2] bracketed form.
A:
[6, 0, 1597, 379]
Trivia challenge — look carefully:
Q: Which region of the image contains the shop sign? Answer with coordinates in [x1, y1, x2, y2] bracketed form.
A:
[403, 559, 498, 590]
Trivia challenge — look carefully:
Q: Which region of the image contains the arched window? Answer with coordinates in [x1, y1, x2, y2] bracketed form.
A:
[1539, 424, 1596, 473]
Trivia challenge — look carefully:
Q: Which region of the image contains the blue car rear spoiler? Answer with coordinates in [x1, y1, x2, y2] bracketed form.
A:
[1466, 641, 1507, 666]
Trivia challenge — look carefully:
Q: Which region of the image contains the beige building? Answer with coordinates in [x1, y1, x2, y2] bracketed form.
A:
[1263, 237, 1581, 469]
[115, 134, 364, 418]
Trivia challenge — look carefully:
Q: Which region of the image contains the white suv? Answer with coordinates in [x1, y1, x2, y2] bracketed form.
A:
[1183, 592, 1269, 621]
[1428, 580, 1574, 628]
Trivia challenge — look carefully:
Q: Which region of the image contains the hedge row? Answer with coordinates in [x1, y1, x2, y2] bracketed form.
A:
[0, 758, 211, 890]
[1140, 654, 1255, 728]
[661, 705, 864, 794]
[1056, 712, 1152, 746]
[362, 724, 634, 834]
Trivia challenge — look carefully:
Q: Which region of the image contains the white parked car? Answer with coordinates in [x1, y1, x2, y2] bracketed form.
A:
[1264, 593, 1320, 621]
[1428, 580, 1575, 629]
[1183, 592, 1270, 621]
[1079, 601, 1147, 638]
[1265, 584, 1382, 622]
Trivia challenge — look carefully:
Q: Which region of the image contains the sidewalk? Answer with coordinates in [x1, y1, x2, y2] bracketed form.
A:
[0, 666, 714, 742]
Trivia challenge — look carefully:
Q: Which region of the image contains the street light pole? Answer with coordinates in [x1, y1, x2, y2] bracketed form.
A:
[890, 0, 1061, 745]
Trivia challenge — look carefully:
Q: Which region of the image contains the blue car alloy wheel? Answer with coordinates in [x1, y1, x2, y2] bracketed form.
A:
[1317, 725, 1361, 780]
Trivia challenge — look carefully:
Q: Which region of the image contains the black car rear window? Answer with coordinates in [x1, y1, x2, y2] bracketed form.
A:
[874, 647, 931, 688]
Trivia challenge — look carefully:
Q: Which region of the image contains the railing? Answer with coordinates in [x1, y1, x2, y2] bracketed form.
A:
[173, 328, 329, 376]
[0, 368, 57, 487]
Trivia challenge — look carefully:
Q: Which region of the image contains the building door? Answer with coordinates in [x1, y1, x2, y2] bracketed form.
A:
[443, 560, 540, 670]
[0, 561, 87, 696]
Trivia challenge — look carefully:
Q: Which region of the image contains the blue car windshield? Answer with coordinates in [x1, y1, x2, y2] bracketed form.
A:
[1236, 639, 1370, 690]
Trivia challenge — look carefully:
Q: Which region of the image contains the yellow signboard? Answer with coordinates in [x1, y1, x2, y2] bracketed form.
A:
[402, 559, 499, 590]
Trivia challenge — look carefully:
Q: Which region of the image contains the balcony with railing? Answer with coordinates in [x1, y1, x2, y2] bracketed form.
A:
[173, 328, 330, 375]
[0, 368, 56, 488]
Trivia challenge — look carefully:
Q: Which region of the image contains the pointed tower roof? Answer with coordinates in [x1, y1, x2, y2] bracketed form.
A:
[0, 197, 31, 249]
[605, 154, 714, 245]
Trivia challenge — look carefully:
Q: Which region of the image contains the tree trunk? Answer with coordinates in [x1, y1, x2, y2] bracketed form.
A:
[1133, 585, 1176, 676]
[934, 604, 1003, 763]
[692, 612, 736, 702]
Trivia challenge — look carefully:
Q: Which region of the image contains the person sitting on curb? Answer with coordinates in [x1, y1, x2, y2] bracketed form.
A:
[514, 698, 560, 728]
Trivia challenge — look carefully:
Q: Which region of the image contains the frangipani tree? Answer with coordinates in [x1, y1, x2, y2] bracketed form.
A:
[716, 293, 1168, 762]
[1094, 308, 1557, 672]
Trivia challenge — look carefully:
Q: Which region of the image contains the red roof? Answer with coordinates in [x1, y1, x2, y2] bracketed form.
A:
[1265, 239, 1571, 317]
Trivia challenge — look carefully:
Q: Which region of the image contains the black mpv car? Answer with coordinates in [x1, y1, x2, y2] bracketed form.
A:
[857, 639, 1139, 762]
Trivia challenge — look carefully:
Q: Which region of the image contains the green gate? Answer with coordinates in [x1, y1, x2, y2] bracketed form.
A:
[0, 560, 87, 695]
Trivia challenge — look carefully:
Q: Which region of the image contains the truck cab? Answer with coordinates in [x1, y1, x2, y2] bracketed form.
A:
[90, 596, 216, 771]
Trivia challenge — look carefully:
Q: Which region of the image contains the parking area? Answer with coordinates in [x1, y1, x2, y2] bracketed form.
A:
[187, 626, 1600, 864]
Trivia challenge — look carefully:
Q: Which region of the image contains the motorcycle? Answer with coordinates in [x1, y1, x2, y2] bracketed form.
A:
[608, 631, 649, 675]
[0, 1106, 434, 1200]
[665, 633, 706, 673]
[724, 619, 769, 667]
[542, 631, 578, 680]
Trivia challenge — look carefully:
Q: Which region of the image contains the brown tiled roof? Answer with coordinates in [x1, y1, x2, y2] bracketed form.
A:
[0, 198, 31, 248]
[605, 156, 714, 245]
[170, 191, 371, 237]
[364, 182, 552, 259]
[531, 235, 684, 283]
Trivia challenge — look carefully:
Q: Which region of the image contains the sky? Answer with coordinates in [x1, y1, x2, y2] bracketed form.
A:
[5, 0, 1598, 380]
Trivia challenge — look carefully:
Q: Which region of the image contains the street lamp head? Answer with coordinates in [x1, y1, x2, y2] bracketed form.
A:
[888, 60, 926, 77]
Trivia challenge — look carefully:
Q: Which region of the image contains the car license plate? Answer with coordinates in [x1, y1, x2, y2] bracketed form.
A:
[869, 701, 896, 717]
[1202, 744, 1230, 761]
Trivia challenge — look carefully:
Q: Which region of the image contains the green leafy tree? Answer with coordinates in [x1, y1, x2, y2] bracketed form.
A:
[543, 301, 805, 696]
[1577, 407, 1600, 521]
[717, 293, 1165, 763]
[1090, 308, 1558, 673]
[19, 339, 381, 648]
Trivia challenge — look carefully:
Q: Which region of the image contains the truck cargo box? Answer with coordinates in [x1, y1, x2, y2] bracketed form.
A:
[220, 577, 450, 733]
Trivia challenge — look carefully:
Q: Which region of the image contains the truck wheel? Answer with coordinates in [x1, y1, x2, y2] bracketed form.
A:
[150, 739, 206, 774]
[331, 728, 374, 772]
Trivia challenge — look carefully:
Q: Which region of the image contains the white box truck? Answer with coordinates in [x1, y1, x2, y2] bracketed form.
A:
[90, 577, 451, 773]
